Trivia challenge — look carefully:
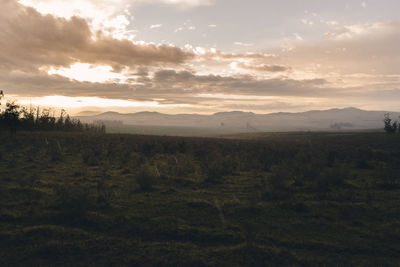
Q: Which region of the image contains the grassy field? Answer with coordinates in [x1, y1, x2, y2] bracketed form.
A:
[105, 124, 251, 136]
[0, 131, 399, 266]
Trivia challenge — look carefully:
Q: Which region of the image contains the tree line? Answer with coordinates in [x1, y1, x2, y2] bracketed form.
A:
[0, 91, 105, 133]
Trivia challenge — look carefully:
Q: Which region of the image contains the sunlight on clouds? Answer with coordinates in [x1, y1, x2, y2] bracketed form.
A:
[17, 96, 164, 109]
[47, 63, 125, 83]
[198, 94, 279, 100]
[18, 0, 212, 18]
[18, 0, 117, 19]
[18, 0, 134, 40]
[102, 14, 134, 40]
[157, 0, 213, 7]
[9, 0, 400, 114]
[150, 24, 163, 29]
[234, 42, 254, 47]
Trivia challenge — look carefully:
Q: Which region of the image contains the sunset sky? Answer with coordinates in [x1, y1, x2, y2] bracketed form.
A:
[1, 0, 399, 114]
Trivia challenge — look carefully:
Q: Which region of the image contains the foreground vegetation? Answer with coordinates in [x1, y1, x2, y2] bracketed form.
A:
[0, 92, 105, 133]
[1, 131, 400, 266]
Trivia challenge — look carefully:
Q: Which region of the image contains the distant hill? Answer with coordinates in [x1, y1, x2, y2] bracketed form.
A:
[74, 110, 102, 116]
[75, 108, 399, 135]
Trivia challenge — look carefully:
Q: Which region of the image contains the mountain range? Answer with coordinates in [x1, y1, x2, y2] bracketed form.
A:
[75, 108, 399, 134]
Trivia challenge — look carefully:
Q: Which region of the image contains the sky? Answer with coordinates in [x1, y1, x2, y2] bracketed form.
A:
[0, 0, 399, 115]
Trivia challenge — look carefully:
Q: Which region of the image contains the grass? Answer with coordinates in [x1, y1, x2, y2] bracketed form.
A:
[0, 131, 399, 266]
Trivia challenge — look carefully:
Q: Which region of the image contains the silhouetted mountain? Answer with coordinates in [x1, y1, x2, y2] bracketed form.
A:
[75, 107, 399, 134]
[75, 111, 102, 116]
[213, 111, 255, 117]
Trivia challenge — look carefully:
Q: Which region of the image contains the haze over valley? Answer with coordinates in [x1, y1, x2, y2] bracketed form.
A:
[76, 107, 397, 135]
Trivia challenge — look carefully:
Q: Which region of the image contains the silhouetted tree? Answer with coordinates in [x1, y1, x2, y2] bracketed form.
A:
[56, 109, 66, 130]
[384, 113, 398, 134]
[20, 106, 35, 130]
[2, 102, 21, 133]
[0, 90, 4, 112]
[0, 91, 105, 133]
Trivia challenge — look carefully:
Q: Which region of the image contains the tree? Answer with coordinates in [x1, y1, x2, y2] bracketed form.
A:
[20, 106, 35, 130]
[2, 102, 21, 133]
[56, 109, 66, 130]
[0, 91, 105, 133]
[383, 113, 398, 134]
[0, 90, 4, 111]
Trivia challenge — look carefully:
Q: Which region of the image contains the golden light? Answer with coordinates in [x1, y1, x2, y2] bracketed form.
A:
[17, 96, 164, 109]
[48, 63, 125, 83]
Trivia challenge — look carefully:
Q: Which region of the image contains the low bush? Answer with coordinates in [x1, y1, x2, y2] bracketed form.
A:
[135, 164, 157, 191]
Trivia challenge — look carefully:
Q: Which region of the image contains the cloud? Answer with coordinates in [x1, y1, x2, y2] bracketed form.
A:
[150, 24, 162, 29]
[19, 0, 213, 17]
[16, 0, 211, 43]
[234, 62, 290, 73]
[0, 71, 135, 99]
[143, 0, 214, 8]
[282, 22, 400, 76]
[174, 27, 183, 32]
[324, 22, 387, 40]
[145, 69, 327, 98]
[197, 48, 277, 61]
[301, 19, 314, 25]
[0, 0, 193, 73]
[0, 64, 327, 102]
[3, 0, 400, 113]
[234, 42, 254, 47]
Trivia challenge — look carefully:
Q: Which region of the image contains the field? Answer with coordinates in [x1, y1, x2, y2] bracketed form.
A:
[105, 124, 251, 136]
[1, 131, 400, 266]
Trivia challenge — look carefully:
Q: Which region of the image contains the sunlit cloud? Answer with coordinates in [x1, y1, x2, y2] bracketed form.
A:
[18, 0, 134, 40]
[233, 42, 254, 47]
[150, 24, 162, 29]
[17, 96, 166, 109]
[47, 63, 126, 83]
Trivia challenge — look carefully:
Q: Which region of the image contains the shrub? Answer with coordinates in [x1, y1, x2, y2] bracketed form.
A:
[135, 164, 157, 191]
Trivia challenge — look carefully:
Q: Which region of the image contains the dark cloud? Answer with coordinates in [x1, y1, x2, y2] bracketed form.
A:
[235, 62, 289, 73]
[220, 102, 312, 112]
[0, 71, 135, 99]
[147, 69, 326, 97]
[0, 67, 327, 102]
